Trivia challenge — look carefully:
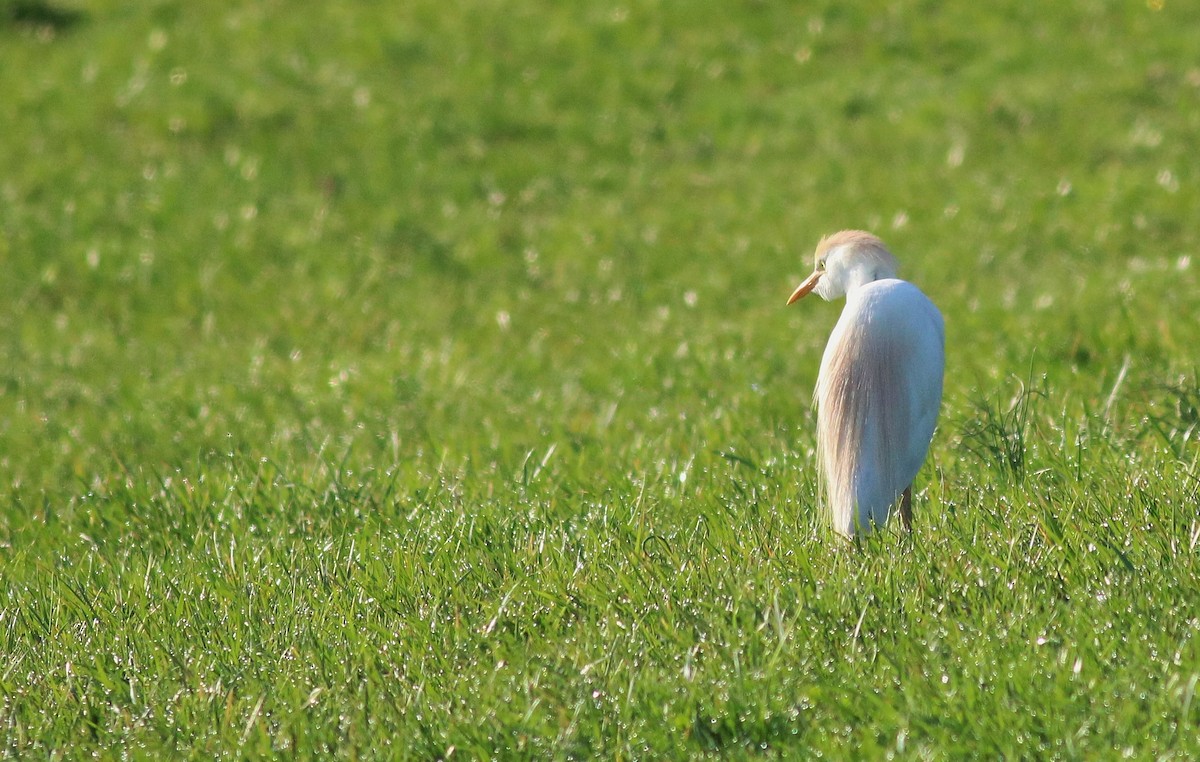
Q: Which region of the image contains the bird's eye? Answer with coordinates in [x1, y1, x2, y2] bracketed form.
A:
[817, 259, 827, 271]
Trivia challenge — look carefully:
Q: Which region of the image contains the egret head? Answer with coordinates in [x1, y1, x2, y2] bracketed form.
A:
[787, 230, 898, 304]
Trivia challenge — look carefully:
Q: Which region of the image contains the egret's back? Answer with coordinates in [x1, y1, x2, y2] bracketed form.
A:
[815, 279, 944, 535]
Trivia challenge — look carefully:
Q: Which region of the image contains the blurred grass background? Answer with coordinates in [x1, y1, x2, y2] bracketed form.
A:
[2, 0, 1199, 757]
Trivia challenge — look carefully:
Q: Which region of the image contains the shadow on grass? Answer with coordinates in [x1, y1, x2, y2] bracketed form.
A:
[3, 0, 85, 32]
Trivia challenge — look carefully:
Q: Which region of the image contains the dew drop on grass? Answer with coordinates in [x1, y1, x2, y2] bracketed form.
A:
[1157, 169, 1179, 192]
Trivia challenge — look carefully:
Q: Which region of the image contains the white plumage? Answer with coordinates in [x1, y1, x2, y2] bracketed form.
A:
[787, 231, 944, 536]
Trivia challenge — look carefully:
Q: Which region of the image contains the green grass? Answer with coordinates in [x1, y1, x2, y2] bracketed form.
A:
[3, 0, 1200, 757]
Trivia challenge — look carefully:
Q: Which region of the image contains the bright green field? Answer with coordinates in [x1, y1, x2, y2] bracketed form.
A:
[3, 0, 1200, 758]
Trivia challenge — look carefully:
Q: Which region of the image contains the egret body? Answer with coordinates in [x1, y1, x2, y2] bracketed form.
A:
[787, 231, 944, 536]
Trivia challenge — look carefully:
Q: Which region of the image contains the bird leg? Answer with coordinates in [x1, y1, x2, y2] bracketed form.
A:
[899, 485, 913, 531]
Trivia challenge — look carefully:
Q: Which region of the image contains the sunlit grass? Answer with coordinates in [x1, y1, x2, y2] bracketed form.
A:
[2, 0, 1200, 757]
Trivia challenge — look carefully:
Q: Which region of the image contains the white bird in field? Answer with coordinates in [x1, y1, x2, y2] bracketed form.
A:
[786, 230, 944, 537]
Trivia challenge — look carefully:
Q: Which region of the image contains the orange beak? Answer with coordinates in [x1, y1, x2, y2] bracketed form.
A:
[786, 270, 823, 305]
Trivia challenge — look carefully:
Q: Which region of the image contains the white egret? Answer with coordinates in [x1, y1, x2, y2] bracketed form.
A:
[786, 230, 944, 537]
